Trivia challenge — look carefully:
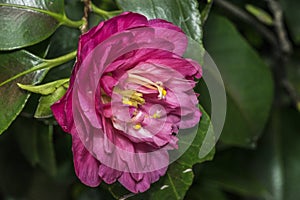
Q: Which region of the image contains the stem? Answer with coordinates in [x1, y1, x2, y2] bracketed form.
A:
[45, 50, 77, 66]
[0, 51, 77, 87]
[201, 0, 214, 25]
[91, 3, 122, 19]
[61, 16, 85, 28]
[214, 0, 278, 48]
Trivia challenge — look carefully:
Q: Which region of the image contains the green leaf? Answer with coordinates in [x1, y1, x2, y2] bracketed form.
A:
[197, 108, 300, 200]
[37, 124, 57, 176]
[204, 15, 274, 147]
[18, 78, 69, 95]
[197, 149, 272, 199]
[0, 0, 81, 50]
[13, 117, 39, 166]
[43, 25, 80, 82]
[116, 0, 203, 44]
[279, 109, 300, 200]
[280, 0, 300, 44]
[35, 83, 68, 118]
[12, 117, 57, 176]
[108, 107, 214, 200]
[185, 181, 229, 200]
[0, 128, 35, 197]
[0, 50, 48, 135]
[47, 25, 81, 59]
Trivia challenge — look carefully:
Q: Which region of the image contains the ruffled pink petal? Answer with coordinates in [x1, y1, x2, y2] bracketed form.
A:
[72, 134, 101, 187]
[78, 12, 148, 64]
[98, 164, 122, 184]
[51, 89, 74, 134]
[100, 75, 118, 96]
[118, 167, 168, 193]
[149, 19, 183, 32]
[149, 19, 187, 56]
[180, 109, 202, 129]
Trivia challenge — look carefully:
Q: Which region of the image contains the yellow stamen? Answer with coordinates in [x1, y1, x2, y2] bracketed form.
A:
[128, 74, 167, 100]
[115, 87, 145, 107]
[162, 89, 167, 97]
[122, 98, 138, 107]
[152, 113, 160, 119]
[133, 123, 142, 130]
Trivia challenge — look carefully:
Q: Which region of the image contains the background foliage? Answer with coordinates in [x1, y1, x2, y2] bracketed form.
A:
[0, 0, 299, 199]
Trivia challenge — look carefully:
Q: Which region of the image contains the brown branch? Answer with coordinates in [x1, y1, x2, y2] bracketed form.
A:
[81, 0, 91, 33]
[266, 0, 292, 54]
[282, 80, 300, 109]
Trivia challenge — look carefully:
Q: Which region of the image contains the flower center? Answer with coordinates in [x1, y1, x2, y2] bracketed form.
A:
[117, 88, 145, 108]
[127, 74, 167, 99]
[112, 74, 167, 131]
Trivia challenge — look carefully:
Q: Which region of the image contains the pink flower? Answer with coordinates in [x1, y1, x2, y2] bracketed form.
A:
[51, 12, 202, 193]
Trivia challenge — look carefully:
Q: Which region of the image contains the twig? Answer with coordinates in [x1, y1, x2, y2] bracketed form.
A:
[214, 0, 278, 49]
[266, 0, 292, 54]
[201, 0, 214, 25]
[81, 0, 91, 33]
[282, 80, 300, 109]
[265, 0, 297, 108]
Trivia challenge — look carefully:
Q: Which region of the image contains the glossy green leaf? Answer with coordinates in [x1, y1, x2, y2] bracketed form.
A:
[0, 0, 81, 50]
[108, 107, 214, 200]
[280, 0, 300, 44]
[0, 50, 48, 135]
[47, 25, 81, 59]
[35, 83, 68, 118]
[43, 26, 79, 82]
[204, 15, 274, 147]
[116, 0, 203, 44]
[0, 0, 65, 13]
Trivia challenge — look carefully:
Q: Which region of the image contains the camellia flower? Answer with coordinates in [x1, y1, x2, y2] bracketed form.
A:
[51, 12, 202, 193]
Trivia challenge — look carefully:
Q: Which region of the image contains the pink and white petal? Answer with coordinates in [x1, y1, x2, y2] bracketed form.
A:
[179, 109, 202, 129]
[118, 166, 168, 193]
[72, 134, 101, 187]
[51, 90, 74, 134]
[119, 172, 139, 193]
[98, 164, 122, 184]
[149, 19, 187, 56]
[100, 75, 118, 96]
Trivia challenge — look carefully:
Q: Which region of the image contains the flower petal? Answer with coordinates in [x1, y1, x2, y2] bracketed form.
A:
[98, 164, 122, 184]
[51, 90, 74, 133]
[72, 134, 101, 187]
[118, 167, 167, 193]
